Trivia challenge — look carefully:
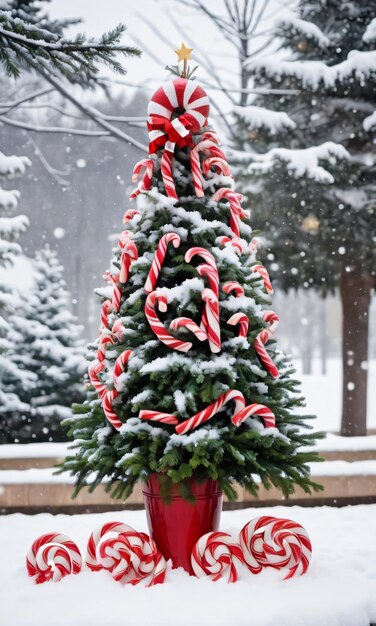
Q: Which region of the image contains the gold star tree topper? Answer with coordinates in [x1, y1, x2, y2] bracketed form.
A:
[175, 42, 193, 78]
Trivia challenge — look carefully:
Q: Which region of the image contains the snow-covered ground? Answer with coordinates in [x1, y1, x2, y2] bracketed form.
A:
[297, 359, 376, 432]
[2, 505, 376, 626]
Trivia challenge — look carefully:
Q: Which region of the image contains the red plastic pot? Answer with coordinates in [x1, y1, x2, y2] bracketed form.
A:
[142, 474, 223, 574]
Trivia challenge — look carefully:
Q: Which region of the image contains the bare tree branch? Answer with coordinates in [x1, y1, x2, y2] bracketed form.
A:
[26, 133, 70, 186]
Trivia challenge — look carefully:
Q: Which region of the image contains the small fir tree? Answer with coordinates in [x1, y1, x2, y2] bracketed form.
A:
[233, 0, 376, 435]
[61, 54, 323, 502]
[0, 246, 86, 443]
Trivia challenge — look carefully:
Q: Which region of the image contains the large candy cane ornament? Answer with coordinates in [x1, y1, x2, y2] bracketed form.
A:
[86, 521, 166, 586]
[26, 533, 82, 584]
[147, 79, 210, 198]
[191, 532, 244, 583]
[254, 310, 280, 378]
[144, 233, 181, 294]
[239, 516, 312, 579]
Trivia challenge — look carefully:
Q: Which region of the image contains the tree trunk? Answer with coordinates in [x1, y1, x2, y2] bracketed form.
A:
[340, 263, 372, 436]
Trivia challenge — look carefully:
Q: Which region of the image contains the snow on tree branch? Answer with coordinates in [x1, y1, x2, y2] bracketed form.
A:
[277, 12, 330, 48]
[246, 142, 350, 183]
[0, 152, 31, 178]
[233, 105, 296, 134]
[363, 18, 376, 43]
[363, 111, 376, 132]
[246, 50, 376, 90]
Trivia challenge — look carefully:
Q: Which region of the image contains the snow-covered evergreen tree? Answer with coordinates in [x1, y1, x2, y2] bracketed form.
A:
[0, 246, 86, 443]
[0, 150, 30, 431]
[233, 0, 376, 436]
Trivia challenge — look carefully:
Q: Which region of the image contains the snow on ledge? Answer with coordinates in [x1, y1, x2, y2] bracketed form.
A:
[0, 442, 71, 459]
[314, 433, 376, 452]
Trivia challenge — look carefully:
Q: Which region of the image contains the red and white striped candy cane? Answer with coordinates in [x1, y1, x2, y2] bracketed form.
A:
[227, 312, 249, 338]
[190, 138, 226, 197]
[100, 299, 112, 329]
[213, 188, 246, 237]
[97, 330, 115, 363]
[202, 157, 231, 177]
[26, 533, 82, 584]
[144, 233, 181, 294]
[112, 319, 124, 341]
[197, 263, 219, 296]
[113, 349, 133, 391]
[232, 403, 276, 428]
[254, 310, 280, 378]
[217, 236, 244, 255]
[249, 238, 258, 254]
[185, 246, 217, 270]
[88, 360, 107, 398]
[175, 389, 245, 435]
[252, 264, 273, 294]
[139, 410, 178, 425]
[119, 240, 138, 284]
[191, 532, 244, 583]
[86, 521, 166, 586]
[170, 317, 207, 342]
[108, 273, 121, 313]
[161, 144, 178, 199]
[239, 516, 312, 579]
[102, 388, 122, 430]
[145, 291, 192, 352]
[223, 281, 245, 298]
[202, 288, 221, 353]
[129, 158, 154, 200]
[123, 208, 141, 224]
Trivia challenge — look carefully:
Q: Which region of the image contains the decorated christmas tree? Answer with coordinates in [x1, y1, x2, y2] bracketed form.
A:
[0, 246, 86, 443]
[62, 46, 322, 502]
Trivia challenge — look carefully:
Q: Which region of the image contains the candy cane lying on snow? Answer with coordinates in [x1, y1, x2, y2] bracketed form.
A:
[239, 516, 312, 579]
[254, 310, 279, 378]
[144, 233, 181, 294]
[26, 533, 82, 584]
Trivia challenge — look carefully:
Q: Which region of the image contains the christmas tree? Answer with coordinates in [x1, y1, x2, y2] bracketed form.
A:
[0, 246, 86, 443]
[62, 47, 322, 502]
[233, 1, 376, 435]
